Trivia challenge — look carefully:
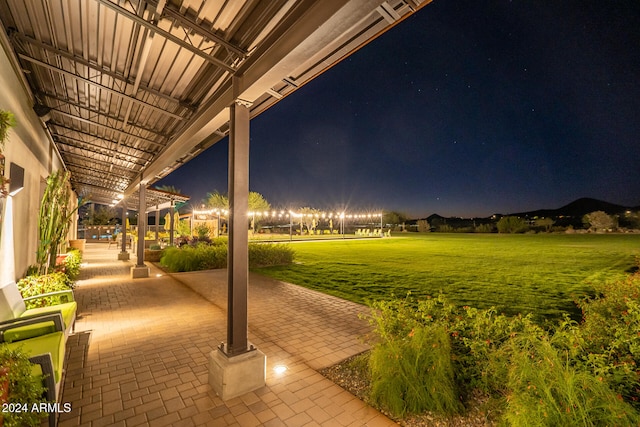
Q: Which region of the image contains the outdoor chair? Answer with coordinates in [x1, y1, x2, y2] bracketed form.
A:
[0, 281, 76, 340]
[0, 312, 66, 426]
[109, 234, 132, 249]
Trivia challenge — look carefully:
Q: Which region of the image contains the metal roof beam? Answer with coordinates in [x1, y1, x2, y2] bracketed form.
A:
[70, 173, 130, 191]
[50, 122, 165, 150]
[50, 110, 168, 148]
[93, 0, 236, 73]
[155, 1, 247, 58]
[18, 53, 185, 121]
[55, 135, 150, 165]
[52, 129, 156, 161]
[40, 93, 173, 139]
[12, 32, 192, 109]
[66, 161, 134, 184]
[72, 179, 129, 198]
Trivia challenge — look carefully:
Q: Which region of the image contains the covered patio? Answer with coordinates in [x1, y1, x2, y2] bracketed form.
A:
[60, 243, 391, 426]
[0, 0, 434, 418]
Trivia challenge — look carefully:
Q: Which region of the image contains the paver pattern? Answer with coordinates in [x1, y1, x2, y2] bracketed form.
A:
[58, 243, 395, 426]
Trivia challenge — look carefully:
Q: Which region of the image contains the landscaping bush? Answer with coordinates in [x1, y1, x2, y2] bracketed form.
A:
[575, 271, 640, 408]
[56, 248, 82, 281]
[369, 322, 463, 417]
[248, 243, 294, 268]
[501, 334, 639, 426]
[160, 241, 294, 272]
[0, 344, 48, 427]
[364, 270, 640, 424]
[16, 272, 72, 309]
[160, 244, 227, 272]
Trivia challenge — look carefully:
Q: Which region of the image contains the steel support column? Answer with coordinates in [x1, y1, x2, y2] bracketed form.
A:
[155, 206, 159, 242]
[169, 202, 175, 246]
[136, 185, 146, 266]
[131, 184, 150, 277]
[118, 201, 130, 260]
[224, 99, 250, 357]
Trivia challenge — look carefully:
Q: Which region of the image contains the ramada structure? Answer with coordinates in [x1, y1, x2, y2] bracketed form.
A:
[0, 0, 433, 401]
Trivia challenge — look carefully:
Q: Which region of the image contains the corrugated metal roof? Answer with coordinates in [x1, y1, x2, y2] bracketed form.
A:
[0, 0, 432, 205]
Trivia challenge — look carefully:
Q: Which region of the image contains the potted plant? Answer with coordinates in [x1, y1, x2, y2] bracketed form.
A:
[0, 344, 47, 427]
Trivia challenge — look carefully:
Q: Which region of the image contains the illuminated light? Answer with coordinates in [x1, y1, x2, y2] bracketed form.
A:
[156, 274, 163, 277]
[117, 194, 124, 199]
[273, 365, 287, 375]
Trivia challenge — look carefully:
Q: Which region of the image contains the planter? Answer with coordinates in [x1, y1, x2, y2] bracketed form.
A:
[144, 249, 163, 263]
[55, 254, 68, 266]
[68, 239, 86, 252]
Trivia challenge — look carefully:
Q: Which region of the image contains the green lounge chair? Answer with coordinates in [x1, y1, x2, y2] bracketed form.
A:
[0, 281, 76, 341]
[1, 312, 66, 426]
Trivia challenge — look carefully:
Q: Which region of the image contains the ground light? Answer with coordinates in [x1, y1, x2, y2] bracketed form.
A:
[273, 365, 287, 375]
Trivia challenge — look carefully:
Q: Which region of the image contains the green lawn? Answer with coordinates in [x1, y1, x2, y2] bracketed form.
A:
[253, 233, 640, 320]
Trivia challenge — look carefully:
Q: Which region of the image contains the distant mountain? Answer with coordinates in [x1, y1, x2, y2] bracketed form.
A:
[511, 197, 633, 218]
[421, 198, 637, 222]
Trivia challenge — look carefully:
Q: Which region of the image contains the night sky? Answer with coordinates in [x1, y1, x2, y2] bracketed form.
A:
[157, 0, 640, 218]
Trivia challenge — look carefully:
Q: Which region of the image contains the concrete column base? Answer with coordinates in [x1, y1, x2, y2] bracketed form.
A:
[130, 265, 150, 279]
[118, 252, 130, 261]
[208, 346, 266, 400]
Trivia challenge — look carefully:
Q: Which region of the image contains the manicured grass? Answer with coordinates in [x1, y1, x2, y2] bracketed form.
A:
[253, 233, 640, 320]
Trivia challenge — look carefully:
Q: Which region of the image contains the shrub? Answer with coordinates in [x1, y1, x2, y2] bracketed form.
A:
[575, 271, 640, 407]
[17, 272, 73, 309]
[248, 243, 294, 268]
[0, 344, 48, 427]
[365, 275, 640, 423]
[59, 249, 82, 281]
[501, 334, 639, 426]
[369, 322, 463, 417]
[497, 216, 529, 233]
[160, 244, 226, 272]
[160, 241, 294, 272]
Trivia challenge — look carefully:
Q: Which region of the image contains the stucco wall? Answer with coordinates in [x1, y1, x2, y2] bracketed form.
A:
[0, 31, 67, 279]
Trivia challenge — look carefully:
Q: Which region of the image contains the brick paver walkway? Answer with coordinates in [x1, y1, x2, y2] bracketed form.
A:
[58, 243, 395, 426]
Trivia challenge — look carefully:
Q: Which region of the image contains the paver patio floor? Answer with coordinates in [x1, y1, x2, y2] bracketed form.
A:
[58, 243, 395, 426]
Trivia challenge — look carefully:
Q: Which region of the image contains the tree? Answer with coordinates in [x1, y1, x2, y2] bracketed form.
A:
[583, 211, 615, 232]
[205, 190, 228, 210]
[83, 206, 118, 225]
[298, 207, 321, 235]
[417, 219, 430, 232]
[496, 216, 528, 234]
[205, 190, 271, 233]
[534, 217, 554, 232]
[384, 211, 409, 230]
[155, 185, 181, 194]
[248, 192, 271, 213]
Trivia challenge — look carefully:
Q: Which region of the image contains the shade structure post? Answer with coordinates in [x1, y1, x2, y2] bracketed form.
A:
[155, 205, 160, 242]
[225, 99, 250, 356]
[118, 201, 130, 260]
[209, 89, 265, 400]
[169, 201, 175, 246]
[131, 184, 150, 278]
